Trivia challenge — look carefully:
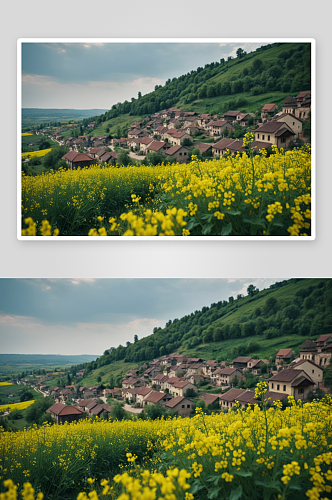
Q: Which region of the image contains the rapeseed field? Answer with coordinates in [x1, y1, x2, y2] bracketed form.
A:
[1, 386, 331, 500]
[21, 136, 311, 237]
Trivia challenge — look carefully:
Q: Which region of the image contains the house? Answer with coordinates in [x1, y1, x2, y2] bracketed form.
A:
[232, 357, 254, 372]
[85, 399, 99, 414]
[139, 137, 155, 153]
[185, 126, 199, 136]
[187, 374, 205, 385]
[251, 140, 272, 152]
[200, 393, 220, 409]
[122, 377, 142, 389]
[206, 120, 232, 137]
[195, 142, 213, 156]
[227, 139, 246, 155]
[46, 403, 84, 424]
[214, 367, 242, 386]
[61, 151, 94, 169]
[254, 122, 295, 148]
[300, 340, 318, 361]
[143, 391, 173, 406]
[236, 113, 255, 127]
[219, 388, 247, 410]
[274, 113, 302, 136]
[146, 141, 172, 154]
[261, 104, 277, 123]
[165, 145, 190, 163]
[170, 381, 198, 397]
[152, 374, 169, 388]
[136, 387, 154, 407]
[276, 348, 295, 366]
[165, 396, 194, 417]
[268, 369, 314, 400]
[296, 91, 311, 106]
[315, 334, 332, 349]
[292, 359, 323, 387]
[107, 388, 122, 399]
[222, 110, 242, 122]
[247, 359, 269, 375]
[167, 131, 192, 146]
[235, 389, 256, 408]
[100, 151, 118, 164]
[127, 129, 146, 139]
[212, 138, 238, 157]
[90, 404, 111, 418]
[123, 388, 141, 403]
[282, 96, 298, 115]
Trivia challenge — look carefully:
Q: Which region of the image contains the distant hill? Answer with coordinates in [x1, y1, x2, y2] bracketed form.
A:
[76, 278, 331, 387]
[0, 354, 99, 375]
[89, 41, 311, 136]
[22, 109, 108, 127]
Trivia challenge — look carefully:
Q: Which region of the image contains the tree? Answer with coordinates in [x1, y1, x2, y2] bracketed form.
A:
[247, 284, 258, 297]
[134, 335, 138, 343]
[117, 151, 131, 167]
[138, 91, 142, 99]
[236, 48, 245, 59]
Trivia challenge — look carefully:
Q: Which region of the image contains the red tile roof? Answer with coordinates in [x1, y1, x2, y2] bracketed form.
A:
[137, 387, 153, 396]
[261, 104, 276, 111]
[147, 141, 167, 152]
[276, 349, 294, 357]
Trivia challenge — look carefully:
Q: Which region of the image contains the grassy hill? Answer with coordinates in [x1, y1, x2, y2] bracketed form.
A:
[75, 278, 331, 388]
[87, 42, 310, 137]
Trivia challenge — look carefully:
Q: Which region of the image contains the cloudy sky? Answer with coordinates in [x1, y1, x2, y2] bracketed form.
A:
[21, 41, 264, 109]
[0, 278, 283, 355]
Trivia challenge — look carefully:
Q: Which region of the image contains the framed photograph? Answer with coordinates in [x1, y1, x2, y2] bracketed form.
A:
[18, 38, 315, 239]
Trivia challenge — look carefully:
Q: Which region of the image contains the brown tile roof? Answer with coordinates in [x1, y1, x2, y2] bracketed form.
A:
[90, 404, 105, 415]
[46, 403, 84, 416]
[102, 404, 112, 411]
[128, 128, 142, 135]
[166, 145, 189, 155]
[261, 104, 276, 111]
[227, 140, 245, 152]
[276, 349, 294, 357]
[166, 377, 181, 385]
[251, 140, 272, 150]
[235, 390, 256, 404]
[201, 393, 220, 405]
[275, 128, 294, 137]
[223, 110, 241, 117]
[212, 138, 236, 150]
[144, 391, 170, 404]
[291, 375, 314, 387]
[173, 381, 192, 389]
[283, 96, 298, 106]
[208, 120, 230, 127]
[207, 360, 217, 365]
[169, 131, 187, 138]
[165, 396, 186, 408]
[187, 358, 202, 363]
[233, 356, 253, 364]
[153, 374, 168, 382]
[296, 91, 311, 99]
[86, 400, 99, 410]
[147, 141, 167, 152]
[264, 391, 288, 402]
[269, 369, 304, 382]
[219, 367, 238, 375]
[100, 152, 114, 162]
[255, 122, 287, 133]
[316, 334, 332, 343]
[137, 387, 153, 396]
[122, 377, 139, 385]
[140, 137, 154, 145]
[219, 388, 247, 402]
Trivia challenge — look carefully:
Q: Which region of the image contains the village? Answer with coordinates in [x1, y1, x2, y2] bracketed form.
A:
[31, 91, 311, 170]
[7, 331, 330, 425]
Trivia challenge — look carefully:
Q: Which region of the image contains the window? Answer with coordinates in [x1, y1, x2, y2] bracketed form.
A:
[262, 135, 265, 140]
[277, 384, 280, 391]
[257, 134, 260, 139]
[283, 385, 286, 391]
[312, 370, 314, 373]
[187, 405, 190, 408]
[271, 383, 274, 389]
[298, 388, 304, 394]
[182, 405, 185, 408]
[281, 138, 286, 143]
[268, 135, 270, 141]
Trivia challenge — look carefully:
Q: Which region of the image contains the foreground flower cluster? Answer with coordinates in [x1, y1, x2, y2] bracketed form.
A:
[21, 139, 311, 237]
[1, 388, 331, 500]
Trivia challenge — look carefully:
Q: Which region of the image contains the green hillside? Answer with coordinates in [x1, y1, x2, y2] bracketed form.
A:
[74, 278, 331, 388]
[87, 42, 310, 137]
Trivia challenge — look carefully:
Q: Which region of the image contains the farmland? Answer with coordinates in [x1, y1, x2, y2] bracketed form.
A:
[21, 139, 311, 237]
[1, 391, 331, 500]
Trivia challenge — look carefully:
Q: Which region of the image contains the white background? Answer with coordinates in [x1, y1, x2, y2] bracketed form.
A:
[1, 0, 330, 279]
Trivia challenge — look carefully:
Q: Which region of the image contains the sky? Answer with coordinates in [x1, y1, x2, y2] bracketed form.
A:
[0, 278, 283, 355]
[21, 41, 264, 109]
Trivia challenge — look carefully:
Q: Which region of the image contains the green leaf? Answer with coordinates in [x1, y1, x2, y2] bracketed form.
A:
[202, 223, 214, 235]
[186, 218, 200, 231]
[289, 485, 303, 491]
[190, 480, 205, 495]
[242, 218, 265, 226]
[272, 222, 284, 228]
[207, 475, 221, 485]
[226, 209, 241, 216]
[221, 223, 233, 236]
[200, 213, 214, 223]
[229, 485, 243, 500]
[234, 471, 252, 477]
[208, 486, 222, 499]
[254, 480, 280, 489]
